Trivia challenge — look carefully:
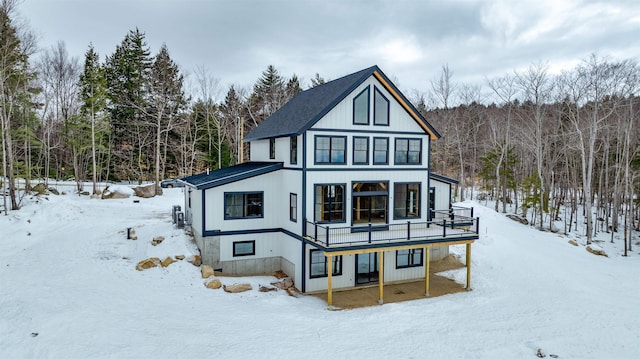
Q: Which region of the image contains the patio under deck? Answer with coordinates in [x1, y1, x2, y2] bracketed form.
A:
[310, 254, 468, 309]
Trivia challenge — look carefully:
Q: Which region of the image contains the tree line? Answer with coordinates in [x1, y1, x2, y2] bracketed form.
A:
[1, 1, 638, 251]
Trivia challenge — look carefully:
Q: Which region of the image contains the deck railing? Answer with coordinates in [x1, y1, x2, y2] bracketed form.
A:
[305, 212, 479, 247]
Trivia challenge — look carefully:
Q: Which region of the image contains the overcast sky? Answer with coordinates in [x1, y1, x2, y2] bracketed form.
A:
[17, 0, 640, 101]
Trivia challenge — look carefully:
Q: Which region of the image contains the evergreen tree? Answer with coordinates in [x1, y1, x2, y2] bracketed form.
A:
[78, 44, 108, 194]
[310, 73, 325, 88]
[219, 85, 244, 164]
[104, 28, 152, 181]
[285, 74, 302, 100]
[249, 65, 285, 124]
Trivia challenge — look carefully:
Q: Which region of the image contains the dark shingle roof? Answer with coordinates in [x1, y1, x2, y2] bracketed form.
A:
[244, 65, 440, 141]
[430, 173, 459, 184]
[181, 162, 283, 190]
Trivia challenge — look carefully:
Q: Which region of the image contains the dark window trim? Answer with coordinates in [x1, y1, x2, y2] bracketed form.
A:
[310, 249, 343, 278]
[394, 138, 422, 165]
[373, 137, 389, 165]
[396, 248, 424, 268]
[290, 192, 297, 222]
[393, 182, 421, 220]
[290, 136, 297, 164]
[374, 86, 390, 126]
[314, 183, 347, 224]
[314, 135, 347, 165]
[224, 191, 264, 220]
[269, 138, 275, 159]
[352, 136, 369, 165]
[233, 240, 256, 257]
[352, 86, 370, 125]
[351, 181, 389, 227]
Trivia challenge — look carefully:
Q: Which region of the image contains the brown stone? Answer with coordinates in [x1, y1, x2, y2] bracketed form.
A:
[187, 255, 201, 267]
[586, 245, 608, 257]
[136, 257, 161, 271]
[175, 255, 185, 260]
[102, 189, 130, 199]
[223, 283, 252, 293]
[161, 256, 176, 267]
[133, 184, 162, 198]
[568, 239, 578, 246]
[271, 277, 294, 290]
[205, 279, 222, 289]
[201, 265, 214, 278]
[151, 236, 165, 246]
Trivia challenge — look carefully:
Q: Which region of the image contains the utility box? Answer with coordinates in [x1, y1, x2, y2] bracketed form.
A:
[176, 211, 185, 228]
[172, 205, 181, 224]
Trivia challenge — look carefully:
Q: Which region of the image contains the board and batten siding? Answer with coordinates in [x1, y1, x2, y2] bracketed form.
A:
[430, 178, 452, 213]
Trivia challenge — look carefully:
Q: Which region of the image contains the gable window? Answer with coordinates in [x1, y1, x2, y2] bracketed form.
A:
[395, 138, 421, 164]
[396, 248, 423, 268]
[290, 193, 297, 222]
[394, 183, 420, 218]
[315, 135, 346, 164]
[353, 87, 370, 125]
[373, 137, 389, 165]
[374, 87, 389, 126]
[314, 184, 345, 223]
[290, 136, 297, 164]
[353, 136, 369, 164]
[233, 240, 255, 257]
[224, 192, 264, 219]
[269, 138, 276, 159]
[310, 249, 342, 278]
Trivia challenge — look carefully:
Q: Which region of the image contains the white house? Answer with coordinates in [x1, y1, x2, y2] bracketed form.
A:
[181, 65, 479, 305]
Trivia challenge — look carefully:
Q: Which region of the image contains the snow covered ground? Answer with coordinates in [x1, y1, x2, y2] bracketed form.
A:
[1, 186, 638, 358]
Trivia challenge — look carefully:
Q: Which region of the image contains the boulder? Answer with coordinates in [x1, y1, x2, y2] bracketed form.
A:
[175, 255, 185, 260]
[151, 236, 165, 246]
[136, 257, 161, 271]
[161, 256, 176, 267]
[506, 214, 528, 225]
[102, 189, 130, 199]
[49, 188, 60, 195]
[205, 279, 222, 289]
[586, 245, 608, 257]
[223, 283, 252, 293]
[201, 265, 214, 279]
[32, 183, 47, 195]
[271, 277, 294, 290]
[133, 184, 162, 198]
[568, 239, 578, 246]
[187, 255, 202, 267]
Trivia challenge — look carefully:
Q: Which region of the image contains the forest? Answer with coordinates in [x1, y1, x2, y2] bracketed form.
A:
[1, 1, 638, 247]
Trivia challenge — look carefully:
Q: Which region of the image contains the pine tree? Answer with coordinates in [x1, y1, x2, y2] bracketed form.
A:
[78, 44, 108, 194]
[310, 73, 325, 88]
[219, 85, 244, 164]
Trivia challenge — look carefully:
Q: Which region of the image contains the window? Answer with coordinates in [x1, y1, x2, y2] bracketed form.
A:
[395, 138, 421, 164]
[269, 138, 275, 159]
[315, 136, 346, 164]
[353, 137, 369, 164]
[224, 192, 264, 219]
[352, 182, 388, 225]
[396, 248, 423, 268]
[394, 183, 420, 218]
[290, 193, 297, 222]
[373, 137, 388, 165]
[353, 87, 370, 125]
[374, 87, 389, 126]
[314, 184, 345, 222]
[233, 241, 255, 257]
[290, 136, 297, 164]
[310, 249, 342, 278]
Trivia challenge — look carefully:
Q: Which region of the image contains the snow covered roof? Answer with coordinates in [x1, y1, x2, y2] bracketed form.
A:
[181, 162, 283, 190]
[244, 65, 441, 141]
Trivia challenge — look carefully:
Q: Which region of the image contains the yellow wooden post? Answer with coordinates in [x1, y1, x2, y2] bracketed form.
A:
[424, 246, 430, 296]
[327, 254, 333, 306]
[378, 251, 384, 304]
[466, 243, 471, 290]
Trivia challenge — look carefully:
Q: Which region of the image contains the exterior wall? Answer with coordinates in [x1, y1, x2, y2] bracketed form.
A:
[431, 179, 452, 214]
[249, 135, 301, 169]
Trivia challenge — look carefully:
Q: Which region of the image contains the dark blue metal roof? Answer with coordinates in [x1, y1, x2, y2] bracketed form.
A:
[181, 162, 284, 190]
[430, 173, 459, 184]
[244, 65, 440, 141]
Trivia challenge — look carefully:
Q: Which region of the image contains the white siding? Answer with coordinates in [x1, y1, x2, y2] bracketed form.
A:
[249, 135, 301, 168]
[430, 179, 452, 212]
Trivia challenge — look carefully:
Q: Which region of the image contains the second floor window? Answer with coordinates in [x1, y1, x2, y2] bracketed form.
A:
[395, 138, 421, 164]
[353, 87, 370, 125]
[315, 136, 346, 164]
[290, 136, 297, 164]
[314, 184, 345, 222]
[373, 137, 388, 165]
[224, 192, 264, 219]
[269, 138, 275, 159]
[353, 137, 369, 164]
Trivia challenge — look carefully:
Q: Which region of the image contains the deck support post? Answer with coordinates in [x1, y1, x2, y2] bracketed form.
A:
[327, 254, 333, 307]
[424, 246, 430, 296]
[466, 243, 471, 290]
[378, 250, 384, 304]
